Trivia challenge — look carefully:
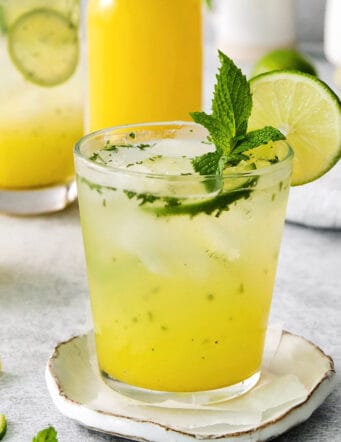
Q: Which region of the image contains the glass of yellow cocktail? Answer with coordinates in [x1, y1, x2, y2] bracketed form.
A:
[75, 121, 293, 402]
[0, 0, 83, 215]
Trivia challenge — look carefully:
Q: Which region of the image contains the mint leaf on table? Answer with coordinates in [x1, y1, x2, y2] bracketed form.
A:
[191, 51, 285, 175]
[32, 426, 58, 442]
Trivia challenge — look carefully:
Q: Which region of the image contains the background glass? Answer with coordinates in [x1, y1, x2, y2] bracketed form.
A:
[0, 0, 83, 215]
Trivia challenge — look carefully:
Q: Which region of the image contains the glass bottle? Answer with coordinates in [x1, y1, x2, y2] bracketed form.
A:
[86, 0, 202, 131]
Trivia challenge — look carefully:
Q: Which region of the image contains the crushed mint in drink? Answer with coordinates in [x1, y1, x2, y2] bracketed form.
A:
[88, 138, 215, 175]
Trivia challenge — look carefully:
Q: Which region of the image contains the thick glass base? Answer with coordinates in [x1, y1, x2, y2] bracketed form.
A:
[0, 181, 77, 215]
[101, 371, 261, 405]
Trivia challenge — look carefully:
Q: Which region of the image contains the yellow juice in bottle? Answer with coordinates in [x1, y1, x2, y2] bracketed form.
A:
[86, 0, 202, 131]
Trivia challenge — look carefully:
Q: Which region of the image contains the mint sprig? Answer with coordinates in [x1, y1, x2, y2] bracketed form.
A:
[191, 51, 285, 175]
[32, 426, 58, 442]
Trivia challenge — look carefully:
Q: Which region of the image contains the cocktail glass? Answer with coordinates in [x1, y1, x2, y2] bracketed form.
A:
[0, 0, 83, 215]
[75, 122, 293, 403]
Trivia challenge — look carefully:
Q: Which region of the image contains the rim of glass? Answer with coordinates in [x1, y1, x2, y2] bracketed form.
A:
[75, 121, 294, 180]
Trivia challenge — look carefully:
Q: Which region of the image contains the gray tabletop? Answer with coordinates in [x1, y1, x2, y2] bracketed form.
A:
[1, 202, 341, 442]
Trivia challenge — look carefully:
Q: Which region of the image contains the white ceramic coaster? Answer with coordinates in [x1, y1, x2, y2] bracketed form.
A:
[46, 331, 335, 442]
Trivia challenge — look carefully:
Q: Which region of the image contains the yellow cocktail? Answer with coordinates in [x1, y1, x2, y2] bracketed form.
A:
[0, 0, 83, 214]
[86, 0, 202, 131]
[75, 123, 293, 400]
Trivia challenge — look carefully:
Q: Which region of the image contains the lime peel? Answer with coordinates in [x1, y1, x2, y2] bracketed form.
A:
[251, 48, 317, 78]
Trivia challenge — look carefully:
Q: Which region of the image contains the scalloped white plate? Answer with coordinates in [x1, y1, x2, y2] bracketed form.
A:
[46, 331, 335, 442]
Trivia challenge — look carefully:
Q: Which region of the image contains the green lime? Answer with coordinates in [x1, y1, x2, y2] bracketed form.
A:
[0, 415, 7, 441]
[251, 48, 317, 78]
[8, 8, 79, 87]
[249, 70, 341, 185]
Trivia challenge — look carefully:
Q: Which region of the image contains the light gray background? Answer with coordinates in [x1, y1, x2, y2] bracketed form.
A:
[296, 0, 326, 43]
[205, 0, 327, 46]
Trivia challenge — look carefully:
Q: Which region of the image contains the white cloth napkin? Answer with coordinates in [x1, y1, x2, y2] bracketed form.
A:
[286, 161, 341, 229]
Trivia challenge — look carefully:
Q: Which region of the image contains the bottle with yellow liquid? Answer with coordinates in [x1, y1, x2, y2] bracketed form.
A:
[86, 0, 202, 131]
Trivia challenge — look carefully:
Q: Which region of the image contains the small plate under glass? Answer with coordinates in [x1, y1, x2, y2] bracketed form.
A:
[46, 330, 335, 442]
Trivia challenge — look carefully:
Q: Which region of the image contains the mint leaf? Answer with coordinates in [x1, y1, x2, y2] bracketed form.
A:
[224, 154, 249, 166]
[191, 51, 285, 176]
[32, 426, 58, 442]
[232, 127, 285, 155]
[192, 151, 225, 175]
[191, 52, 252, 175]
[213, 51, 252, 139]
[190, 112, 230, 154]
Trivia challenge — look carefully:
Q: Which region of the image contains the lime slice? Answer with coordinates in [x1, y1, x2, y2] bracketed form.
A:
[144, 183, 256, 218]
[249, 71, 341, 185]
[251, 49, 317, 78]
[0, 415, 6, 441]
[8, 8, 79, 87]
[144, 170, 258, 218]
[0, 0, 80, 29]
